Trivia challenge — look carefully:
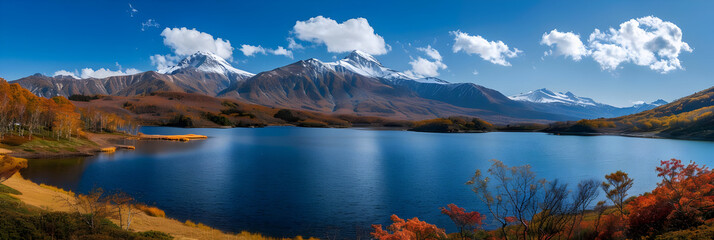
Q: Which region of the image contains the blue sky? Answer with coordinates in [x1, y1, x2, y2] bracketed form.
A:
[1, 0, 712, 107]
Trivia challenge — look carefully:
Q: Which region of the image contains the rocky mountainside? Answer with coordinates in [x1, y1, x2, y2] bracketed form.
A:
[14, 52, 254, 97]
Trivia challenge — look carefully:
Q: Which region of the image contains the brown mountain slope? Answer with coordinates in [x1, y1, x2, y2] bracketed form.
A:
[13, 71, 239, 97]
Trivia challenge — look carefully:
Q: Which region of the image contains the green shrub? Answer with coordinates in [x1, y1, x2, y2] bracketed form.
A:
[164, 115, 194, 128]
[202, 112, 232, 126]
[274, 109, 302, 122]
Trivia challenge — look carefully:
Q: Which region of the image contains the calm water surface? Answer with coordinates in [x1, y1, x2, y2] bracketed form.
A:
[21, 126, 714, 238]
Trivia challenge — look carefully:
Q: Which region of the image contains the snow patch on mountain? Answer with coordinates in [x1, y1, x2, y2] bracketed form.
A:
[160, 51, 254, 79]
[327, 50, 449, 84]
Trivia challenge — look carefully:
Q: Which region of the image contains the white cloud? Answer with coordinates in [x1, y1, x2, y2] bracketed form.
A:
[240, 44, 293, 58]
[632, 100, 646, 105]
[160, 27, 234, 60]
[407, 45, 447, 77]
[417, 45, 442, 61]
[270, 46, 293, 58]
[293, 16, 388, 55]
[451, 31, 521, 66]
[540, 29, 589, 61]
[287, 37, 304, 49]
[240, 45, 266, 56]
[53, 65, 140, 79]
[80, 67, 140, 79]
[128, 3, 138, 17]
[407, 57, 447, 77]
[53, 70, 79, 79]
[141, 19, 159, 31]
[150, 54, 180, 72]
[542, 16, 693, 73]
[472, 70, 479, 75]
[587, 16, 692, 73]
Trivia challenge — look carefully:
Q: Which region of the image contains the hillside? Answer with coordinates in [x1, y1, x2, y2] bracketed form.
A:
[69, 92, 414, 129]
[545, 86, 714, 140]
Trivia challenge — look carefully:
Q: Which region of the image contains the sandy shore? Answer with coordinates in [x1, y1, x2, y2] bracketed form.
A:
[3, 173, 300, 240]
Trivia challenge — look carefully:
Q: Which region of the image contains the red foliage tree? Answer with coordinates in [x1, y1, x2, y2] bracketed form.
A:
[626, 159, 714, 238]
[440, 203, 485, 239]
[371, 214, 447, 240]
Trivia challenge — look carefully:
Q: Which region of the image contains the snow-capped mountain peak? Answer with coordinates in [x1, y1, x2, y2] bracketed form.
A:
[160, 51, 254, 79]
[509, 88, 599, 106]
[326, 50, 450, 84]
[651, 99, 668, 106]
[344, 50, 382, 66]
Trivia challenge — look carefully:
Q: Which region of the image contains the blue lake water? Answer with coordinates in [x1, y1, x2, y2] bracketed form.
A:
[20, 126, 714, 238]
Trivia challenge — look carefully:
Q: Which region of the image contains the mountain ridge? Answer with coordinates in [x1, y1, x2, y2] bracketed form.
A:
[10, 50, 661, 123]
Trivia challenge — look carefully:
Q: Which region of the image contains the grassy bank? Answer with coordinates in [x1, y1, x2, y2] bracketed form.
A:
[1, 174, 317, 240]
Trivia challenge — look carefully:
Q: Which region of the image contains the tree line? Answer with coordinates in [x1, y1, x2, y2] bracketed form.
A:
[0, 79, 139, 140]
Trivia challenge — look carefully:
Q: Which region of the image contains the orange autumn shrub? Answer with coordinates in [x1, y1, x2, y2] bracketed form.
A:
[371, 214, 446, 240]
[136, 204, 166, 218]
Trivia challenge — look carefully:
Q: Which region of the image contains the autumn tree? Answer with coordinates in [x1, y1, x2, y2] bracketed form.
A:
[627, 159, 714, 238]
[440, 203, 485, 239]
[108, 191, 137, 230]
[468, 160, 600, 240]
[371, 214, 447, 240]
[66, 188, 110, 232]
[602, 171, 633, 217]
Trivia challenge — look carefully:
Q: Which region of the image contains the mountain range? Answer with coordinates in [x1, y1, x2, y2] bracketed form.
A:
[510, 88, 667, 119]
[12, 51, 665, 123]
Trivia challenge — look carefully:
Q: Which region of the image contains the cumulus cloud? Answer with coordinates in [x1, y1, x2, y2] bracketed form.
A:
[417, 45, 442, 61]
[240, 45, 266, 56]
[541, 16, 692, 73]
[160, 27, 234, 59]
[240, 44, 293, 58]
[407, 57, 447, 77]
[141, 19, 159, 31]
[541, 29, 589, 61]
[451, 31, 521, 66]
[53, 64, 140, 79]
[293, 16, 388, 55]
[270, 46, 293, 58]
[150, 54, 180, 72]
[407, 45, 447, 77]
[53, 70, 79, 79]
[588, 16, 692, 73]
[287, 37, 304, 49]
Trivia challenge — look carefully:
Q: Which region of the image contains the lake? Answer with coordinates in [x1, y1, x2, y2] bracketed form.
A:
[20, 126, 714, 238]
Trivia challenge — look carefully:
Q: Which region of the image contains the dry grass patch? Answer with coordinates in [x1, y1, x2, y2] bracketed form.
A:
[136, 204, 166, 218]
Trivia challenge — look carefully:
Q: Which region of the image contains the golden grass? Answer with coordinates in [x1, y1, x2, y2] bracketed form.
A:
[39, 183, 75, 197]
[138, 133, 208, 142]
[136, 204, 166, 218]
[99, 147, 116, 153]
[117, 145, 135, 150]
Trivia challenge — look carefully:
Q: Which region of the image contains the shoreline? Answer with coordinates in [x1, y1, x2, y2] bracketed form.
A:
[2, 174, 309, 240]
